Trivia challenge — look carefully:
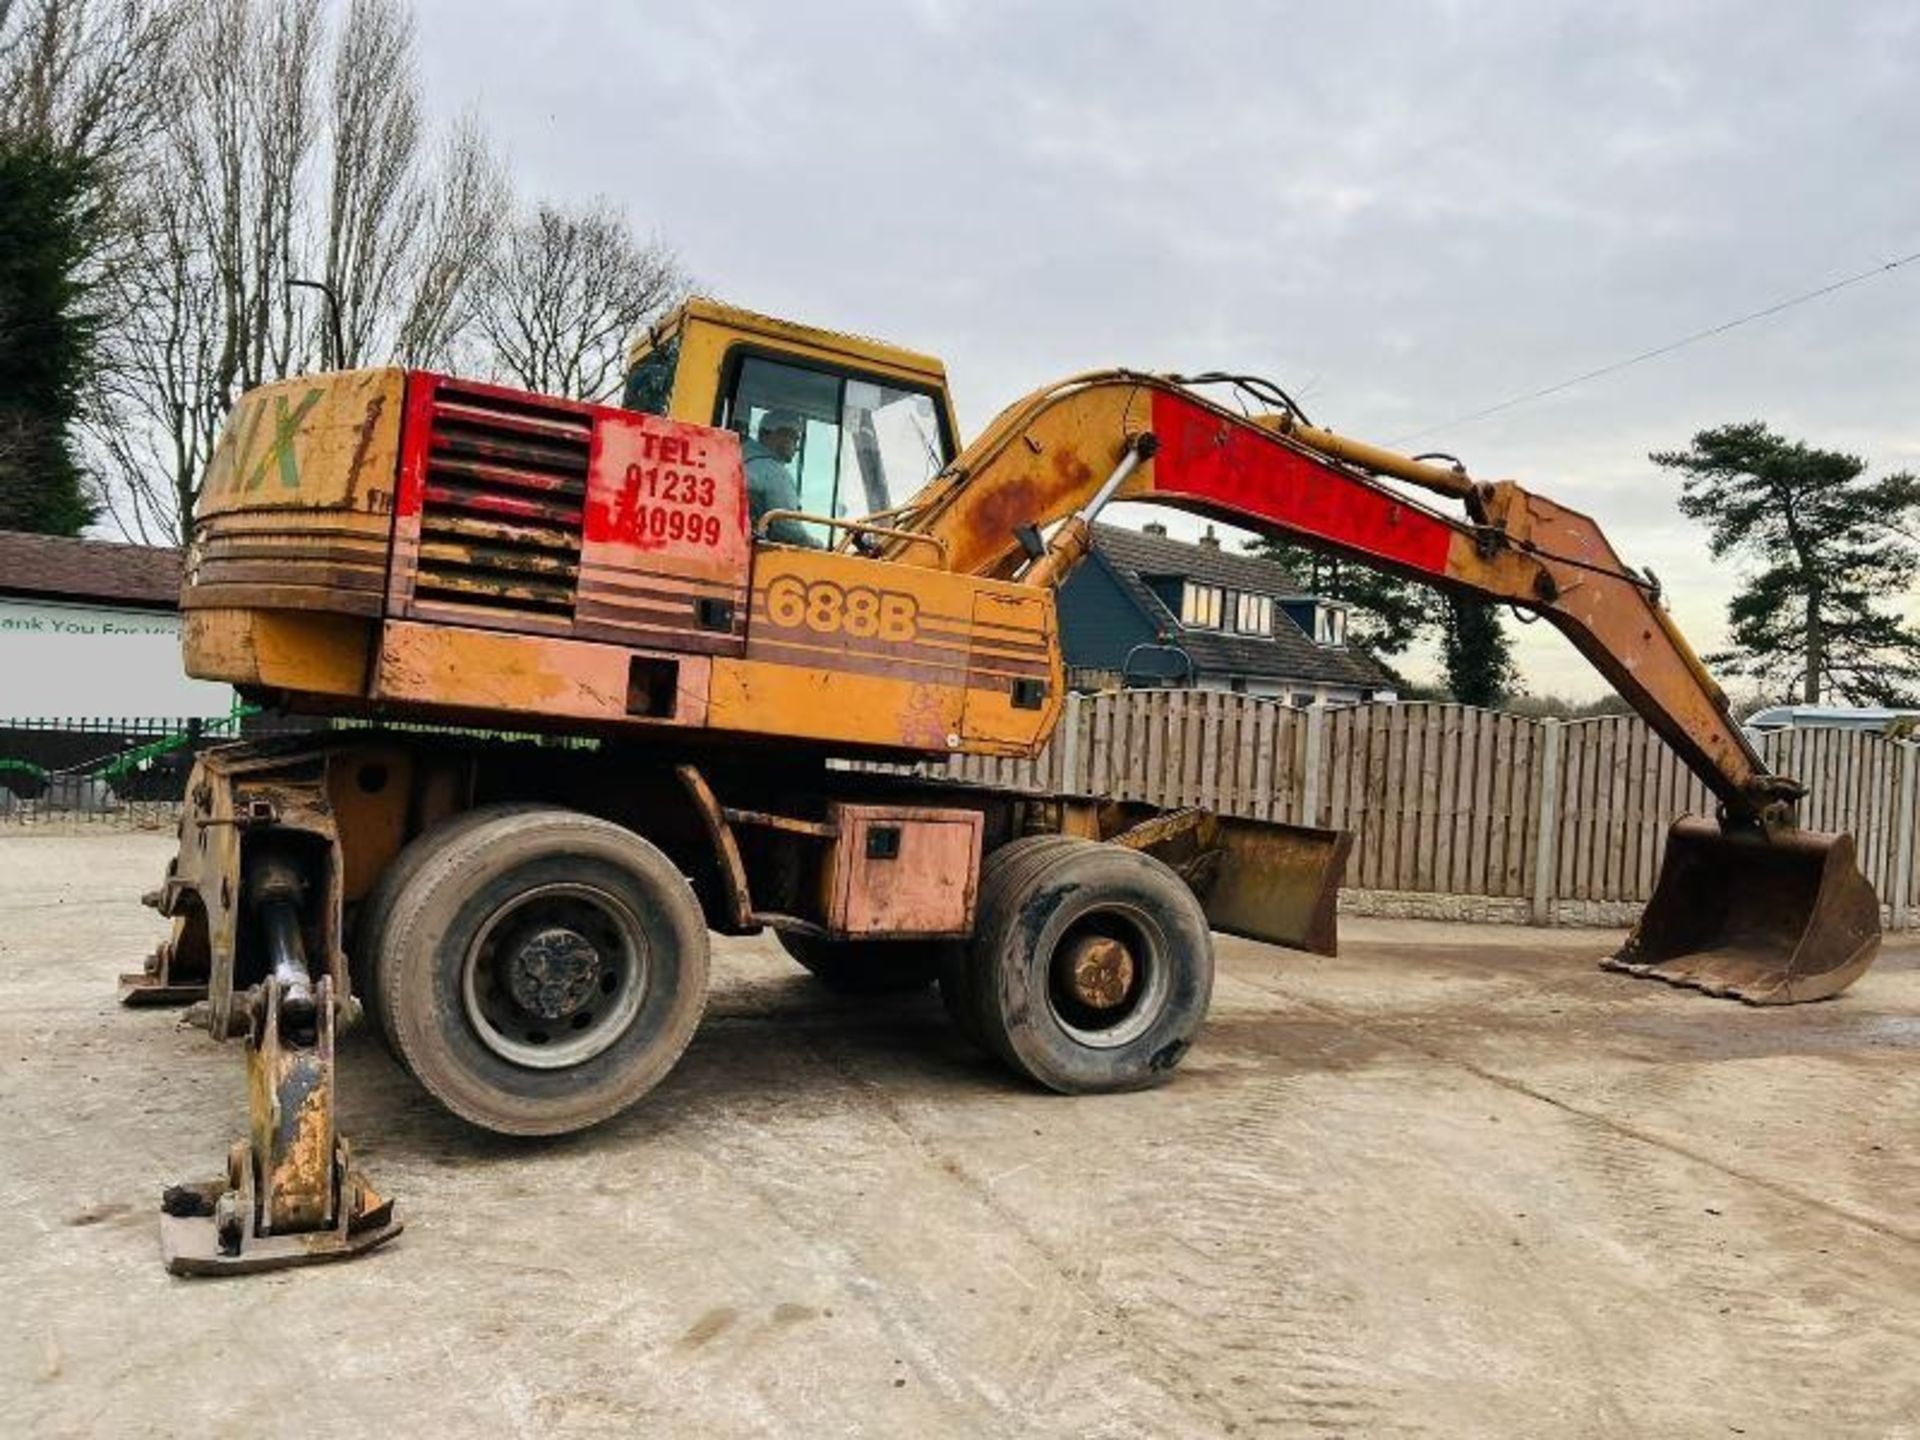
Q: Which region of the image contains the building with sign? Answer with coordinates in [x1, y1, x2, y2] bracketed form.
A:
[0, 531, 231, 720]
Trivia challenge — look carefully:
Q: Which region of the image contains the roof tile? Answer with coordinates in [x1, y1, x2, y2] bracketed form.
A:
[1089, 523, 1392, 690]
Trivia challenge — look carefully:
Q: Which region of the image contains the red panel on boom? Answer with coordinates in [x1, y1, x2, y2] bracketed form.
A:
[1148, 391, 1454, 577]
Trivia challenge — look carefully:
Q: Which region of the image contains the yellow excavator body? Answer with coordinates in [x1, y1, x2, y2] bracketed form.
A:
[142, 297, 1879, 1275]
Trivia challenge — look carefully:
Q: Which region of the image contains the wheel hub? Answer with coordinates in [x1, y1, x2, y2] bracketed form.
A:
[462, 881, 651, 1071]
[1062, 934, 1136, 1011]
[506, 926, 602, 1020]
[1045, 905, 1169, 1049]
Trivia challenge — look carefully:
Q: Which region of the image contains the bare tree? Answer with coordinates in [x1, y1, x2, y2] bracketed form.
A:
[480, 199, 687, 401]
[87, 0, 324, 542]
[75, 0, 679, 540]
[89, 156, 227, 542]
[395, 113, 507, 370]
[0, 0, 175, 164]
[322, 0, 422, 365]
[87, 0, 506, 541]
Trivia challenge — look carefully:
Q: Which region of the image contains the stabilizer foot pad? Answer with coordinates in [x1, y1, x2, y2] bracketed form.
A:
[119, 973, 210, 1007]
[160, 1204, 402, 1276]
[120, 938, 209, 1007]
[159, 1140, 402, 1278]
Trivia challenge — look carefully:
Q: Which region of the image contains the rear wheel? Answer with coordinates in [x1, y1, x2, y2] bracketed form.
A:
[376, 808, 709, 1135]
[776, 932, 948, 994]
[965, 839, 1214, 1093]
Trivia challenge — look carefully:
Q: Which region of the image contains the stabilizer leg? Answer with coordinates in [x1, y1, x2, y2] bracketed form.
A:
[161, 975, 400, 1275]
[147, 745, 405, 1275]
[160, 976, 400, 1275]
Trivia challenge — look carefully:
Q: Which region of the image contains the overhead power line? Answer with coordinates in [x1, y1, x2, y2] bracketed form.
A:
[1391, 246, 1920, 445]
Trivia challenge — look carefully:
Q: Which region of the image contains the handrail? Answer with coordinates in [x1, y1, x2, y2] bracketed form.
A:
[756, 510, 950, 568]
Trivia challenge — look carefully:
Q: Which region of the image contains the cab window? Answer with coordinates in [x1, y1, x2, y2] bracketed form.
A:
[722, 353, 950, 544]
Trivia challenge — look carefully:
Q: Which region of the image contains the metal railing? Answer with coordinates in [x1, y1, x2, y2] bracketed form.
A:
[0, 709, 303, 826]
[0, 706, 608, 828]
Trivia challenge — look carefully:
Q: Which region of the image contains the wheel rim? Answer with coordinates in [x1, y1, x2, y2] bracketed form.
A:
[461, 882, 649, 1069]
[1045, 902, 1169, 1048]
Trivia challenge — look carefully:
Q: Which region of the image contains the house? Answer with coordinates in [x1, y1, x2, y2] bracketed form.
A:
[0, 530, 230, 719]
[1056, 522, 1397, 705]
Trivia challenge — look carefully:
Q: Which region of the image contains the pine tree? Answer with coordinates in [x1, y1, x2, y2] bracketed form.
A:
[1651, 423, 1920, 705]
[1438, 596, 1516, 707]
[0, 136, 99, 535]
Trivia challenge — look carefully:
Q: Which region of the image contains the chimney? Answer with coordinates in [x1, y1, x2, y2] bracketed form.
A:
[1141, 521, 1168, 537]
[1199, 525, 1221, 550]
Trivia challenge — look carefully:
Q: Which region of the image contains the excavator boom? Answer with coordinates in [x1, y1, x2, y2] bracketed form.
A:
[892, 371, 1881, 1002]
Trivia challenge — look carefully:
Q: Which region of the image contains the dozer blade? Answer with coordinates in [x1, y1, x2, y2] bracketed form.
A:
[1106, 806, 1352, 956]
[1603, 815, 1882, 1004]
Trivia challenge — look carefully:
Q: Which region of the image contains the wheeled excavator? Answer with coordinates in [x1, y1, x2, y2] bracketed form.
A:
[130, 298, 1882, 1274]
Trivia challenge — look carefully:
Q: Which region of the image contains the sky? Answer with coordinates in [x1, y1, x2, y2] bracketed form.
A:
[415, 0, 1920, 699]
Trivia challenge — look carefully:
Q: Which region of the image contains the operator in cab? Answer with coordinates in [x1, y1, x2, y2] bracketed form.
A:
[743, 409, 820, 547]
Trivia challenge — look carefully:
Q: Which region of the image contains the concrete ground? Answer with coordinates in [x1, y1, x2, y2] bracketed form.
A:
[1, 833, 1916, 1439]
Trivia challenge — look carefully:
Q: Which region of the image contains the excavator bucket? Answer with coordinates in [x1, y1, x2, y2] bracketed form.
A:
[1603, 816, 1882, 1004]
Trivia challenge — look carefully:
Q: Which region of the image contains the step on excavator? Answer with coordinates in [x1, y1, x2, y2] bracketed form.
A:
[129, 299, 1882, 1274]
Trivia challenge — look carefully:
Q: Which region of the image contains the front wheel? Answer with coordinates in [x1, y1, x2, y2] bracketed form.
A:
[965, 840, 1214, 1094]
[941, 835, 1086, 1050]
[376, 808, 710, 1135]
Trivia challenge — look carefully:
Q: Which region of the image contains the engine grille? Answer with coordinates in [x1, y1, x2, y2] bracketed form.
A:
[413, 382, 589, 620]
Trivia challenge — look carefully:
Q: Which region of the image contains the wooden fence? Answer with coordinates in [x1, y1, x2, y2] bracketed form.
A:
[919, 694, 1920, 929]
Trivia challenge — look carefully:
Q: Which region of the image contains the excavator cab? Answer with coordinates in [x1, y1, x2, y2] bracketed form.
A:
[623, 299, 960, 536]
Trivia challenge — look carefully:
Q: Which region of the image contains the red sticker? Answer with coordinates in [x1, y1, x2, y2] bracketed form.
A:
[1150, 391, 1454, 577]
[582, 411, 750, 584]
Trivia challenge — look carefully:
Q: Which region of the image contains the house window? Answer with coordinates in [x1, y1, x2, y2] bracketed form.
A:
[1234, 592, 1272, 635]
[1181, 582, 1223, 629]
[1315, 604, 1348, 648]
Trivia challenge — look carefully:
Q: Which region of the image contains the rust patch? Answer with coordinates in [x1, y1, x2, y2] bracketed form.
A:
[1063, 934, 1135, 1010]
[345, 391, 387, 507]
[897, 681, 950, 750]
[965, 474, 1042, 550]
[248, 979, 337, 1235]
[1049, 446, 1094, 490]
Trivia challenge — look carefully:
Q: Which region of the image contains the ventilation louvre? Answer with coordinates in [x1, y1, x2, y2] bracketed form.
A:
[413, 383, 590, 619]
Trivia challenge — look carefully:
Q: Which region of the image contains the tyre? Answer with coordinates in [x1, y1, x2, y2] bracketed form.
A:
[351, 804, 545, 1057]
[941, 834, 1086, 1052]
[376, 807, 710, 1135]
[776, 931, 950, 995]
[967, 839, 1213, 1093]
